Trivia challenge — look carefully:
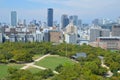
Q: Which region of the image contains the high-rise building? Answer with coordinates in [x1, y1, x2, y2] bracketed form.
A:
[47, 8, 53, 27]
[112, 25, 120, 37]
[69, 15, 78, 26]
[11, 11, 17, 27]
[61, 14, 69, 29]
[78, 19, 82, 28]
[23, 19, 26, 26]
[92, 19, 99, 25]
[65, 23, 77, 34]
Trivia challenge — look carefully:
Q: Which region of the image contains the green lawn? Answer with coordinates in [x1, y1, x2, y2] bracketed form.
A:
[0, 64, 24, 79]
[35, 56, 75, 70]
[0, 64, 9, 79]
[27, 67, 42, 73]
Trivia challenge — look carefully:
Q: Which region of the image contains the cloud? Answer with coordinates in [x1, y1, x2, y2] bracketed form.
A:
[27, 0, 119, 8]
[26, 0, 120, 14]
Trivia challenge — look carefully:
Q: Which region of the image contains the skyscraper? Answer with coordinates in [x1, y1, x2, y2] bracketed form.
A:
[11, 11, 17, 27]
[78, 19, 82, 28]
[69, 15, 78, 26]
[61, 14, 69, 29]
[47, 8, 53, 27]
[23, 19, 26, 26]
[92, 19, 99, 25]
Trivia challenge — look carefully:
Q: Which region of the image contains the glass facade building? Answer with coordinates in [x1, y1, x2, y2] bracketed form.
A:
[47, 8, 53, 27]
[11, 11, 17, 27]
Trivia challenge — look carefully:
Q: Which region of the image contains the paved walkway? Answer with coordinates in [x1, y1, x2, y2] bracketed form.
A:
[20, 54, 59, 74]
[100, 58, 113, 77]
[21, 62, 34, 69]
[35, 54, 50, 62]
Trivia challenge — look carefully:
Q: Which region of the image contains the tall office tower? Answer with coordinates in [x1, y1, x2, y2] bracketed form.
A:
[69, 15, 78, 26]
[92, 19, 99, 25]
[23, 19, 26, 26]
[47, 8, 53, 27]
[78, 19, 82, 28]
[11, 11, 17, 27]
[112, 25, 120, 36]
[18, 19, 22, 25]
[61, 14, 69, 29]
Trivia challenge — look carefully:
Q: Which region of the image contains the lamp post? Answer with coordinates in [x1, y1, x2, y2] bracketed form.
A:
[66, 43, 67, 56]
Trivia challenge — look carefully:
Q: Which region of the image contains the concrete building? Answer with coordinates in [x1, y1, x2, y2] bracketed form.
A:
[35, 31, 44, 42]
[90, 27, 110, 42]
[65, 33, 77, 44]
[79, 39, 89, 45]
[49, 30, 63, 43]
[65, 23, 77, 34]
[26, 34, 34, 42]
[27, 25, 37, 33]
[112, 25, 120, 37]
[44, 32, 50, 42]
[94, 37, 120, 50]
[9, 34, 16, 42]
[16, 34, 26, 42]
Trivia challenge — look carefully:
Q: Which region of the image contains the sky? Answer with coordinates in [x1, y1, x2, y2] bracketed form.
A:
[0, 0, 120, 24]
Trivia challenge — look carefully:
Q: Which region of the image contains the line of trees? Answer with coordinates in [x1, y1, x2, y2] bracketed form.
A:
[0, 42, 120, 79]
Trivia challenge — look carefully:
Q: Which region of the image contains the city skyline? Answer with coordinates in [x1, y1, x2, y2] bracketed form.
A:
[0, 0, 120, 24]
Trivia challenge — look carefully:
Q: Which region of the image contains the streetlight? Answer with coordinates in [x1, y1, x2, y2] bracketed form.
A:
[66, 43, 67, 56]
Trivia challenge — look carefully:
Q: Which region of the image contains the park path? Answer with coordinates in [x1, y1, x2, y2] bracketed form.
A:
[21, 54, 50, 69]
[20, 54, 59, 74]
[100, 57, 113, 77]
[35, 54, 50, 62]
[31, 65, 59, 74]
[21, 54, 114, 76]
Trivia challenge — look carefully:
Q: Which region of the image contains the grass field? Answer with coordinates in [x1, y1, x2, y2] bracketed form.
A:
[0, 55, 75, 79]
[27, 67, 42, 73]
[0, 64, 24, 79]
[35, 56, 75, 70]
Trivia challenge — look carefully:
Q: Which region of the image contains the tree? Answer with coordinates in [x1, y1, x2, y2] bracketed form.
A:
[8, 67, 18, 74]
[35, 69, 54, 79]
[0, 53, 6, 63]
[7, 69, 34, 80]
[55, 64, 63, 73]
[13, 50, 33, 62]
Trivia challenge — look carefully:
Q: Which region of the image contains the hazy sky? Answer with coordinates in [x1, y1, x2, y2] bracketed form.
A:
[0, 0, 120, 24]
